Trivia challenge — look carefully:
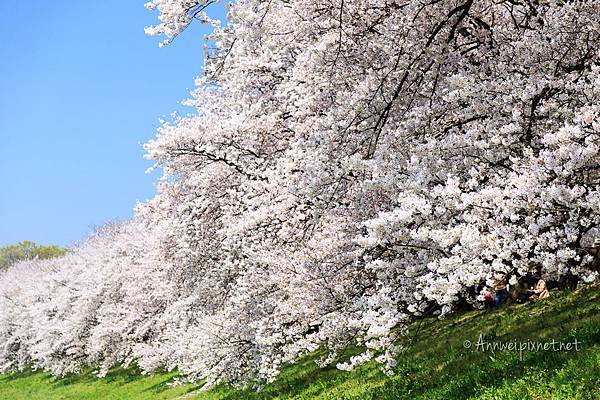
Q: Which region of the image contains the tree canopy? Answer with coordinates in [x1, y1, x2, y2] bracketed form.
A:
[0, 241, 66, 270]
[0, 0, 599, 387]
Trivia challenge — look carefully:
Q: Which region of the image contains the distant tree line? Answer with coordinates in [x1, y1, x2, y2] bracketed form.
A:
[0, 241, 66, 270]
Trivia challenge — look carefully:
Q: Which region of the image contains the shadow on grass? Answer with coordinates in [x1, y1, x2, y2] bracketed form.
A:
[1, 364, 184, 396]
[43, 366, 145, 388]
[0, 368, 42, 381]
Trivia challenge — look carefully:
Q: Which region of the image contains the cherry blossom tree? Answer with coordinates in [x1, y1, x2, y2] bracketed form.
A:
[141, 0, 600, 378]
[1, 0, 599, 387]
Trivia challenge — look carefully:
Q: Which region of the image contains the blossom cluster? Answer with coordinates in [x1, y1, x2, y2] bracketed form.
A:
[1, 0, 600, 386]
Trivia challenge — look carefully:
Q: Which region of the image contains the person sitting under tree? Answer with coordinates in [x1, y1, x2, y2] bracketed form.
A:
[529, 278, 549, 301]
[492, 277, 509, 306]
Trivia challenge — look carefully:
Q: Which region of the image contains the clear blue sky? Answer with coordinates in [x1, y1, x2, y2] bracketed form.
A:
[0, 1, 225, 247]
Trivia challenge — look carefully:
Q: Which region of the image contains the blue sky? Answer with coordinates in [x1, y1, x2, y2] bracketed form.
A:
[0, 1, 225, 246]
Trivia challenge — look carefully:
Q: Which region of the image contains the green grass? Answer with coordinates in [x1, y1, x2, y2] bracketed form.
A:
[0, 367, 201, 400]
[2, 284, 599, 399]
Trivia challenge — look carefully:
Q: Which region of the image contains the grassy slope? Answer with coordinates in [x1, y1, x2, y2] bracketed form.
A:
[1, 284, 599, 400]
[0, 368, 201, 400]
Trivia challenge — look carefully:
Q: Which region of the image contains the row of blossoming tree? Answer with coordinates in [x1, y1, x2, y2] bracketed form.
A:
[1, 0, 600, 387]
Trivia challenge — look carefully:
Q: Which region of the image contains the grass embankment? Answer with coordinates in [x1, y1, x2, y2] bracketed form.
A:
[0, 367, 200, 400]
[1, 284, 599, 399]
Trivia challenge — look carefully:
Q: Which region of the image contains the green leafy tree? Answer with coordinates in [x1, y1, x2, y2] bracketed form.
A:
[0, 241, 66, 270]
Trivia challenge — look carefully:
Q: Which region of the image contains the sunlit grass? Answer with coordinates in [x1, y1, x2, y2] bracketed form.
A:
[0, 366, 201, 400]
